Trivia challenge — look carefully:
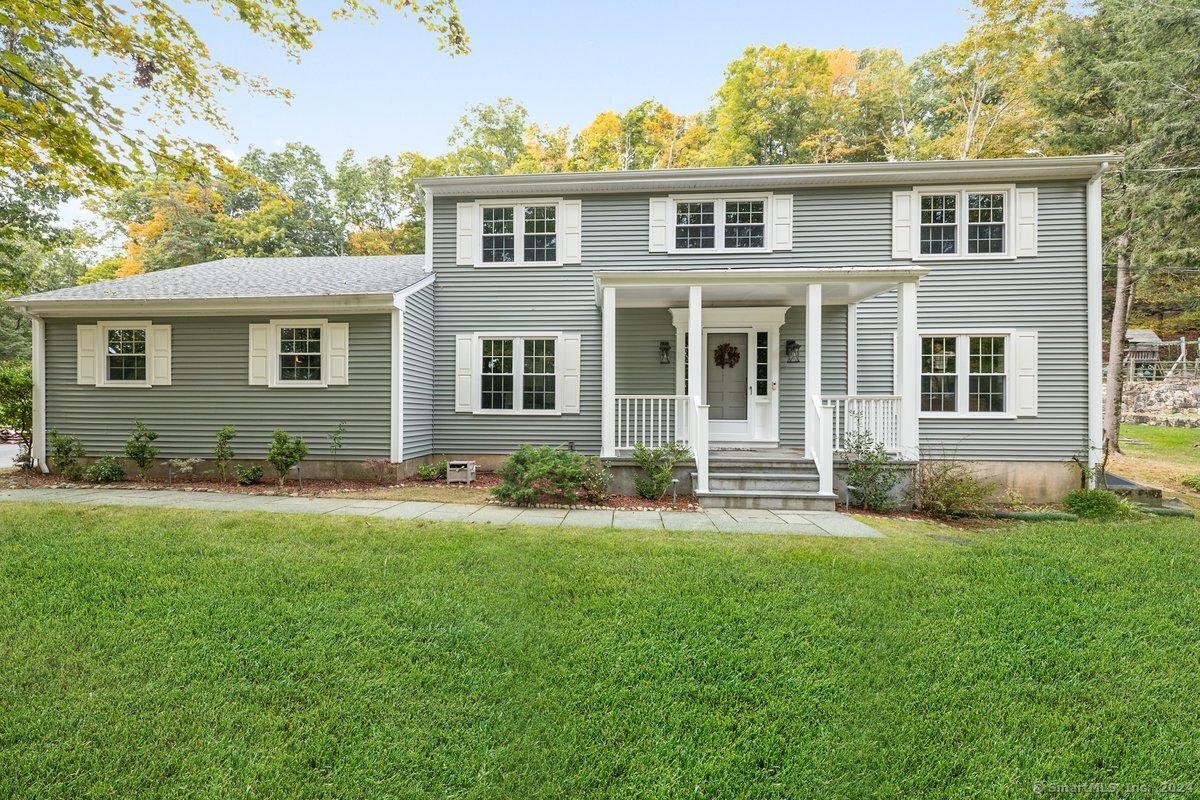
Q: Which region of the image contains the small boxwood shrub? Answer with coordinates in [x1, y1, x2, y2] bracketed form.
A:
[235, 464, 264, 486]
[1063, 488, 1128, 520]
[86, 456, 126, 483]
[492, 445, 611, 506]
[266, 430, 308, 486]
[48, 430, 86, 481]
[630, 442, 691, 500]
[214, 426, 237, 482]
[123, 419, 160, 479]
[417, 459, 448, 481]
[842, 427, 900, 511]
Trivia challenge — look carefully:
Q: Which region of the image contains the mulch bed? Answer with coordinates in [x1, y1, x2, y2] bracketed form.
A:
[3, 470, 701, 510]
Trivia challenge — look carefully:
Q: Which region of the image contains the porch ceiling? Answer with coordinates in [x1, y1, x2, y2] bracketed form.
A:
[594, 266, 928, 308]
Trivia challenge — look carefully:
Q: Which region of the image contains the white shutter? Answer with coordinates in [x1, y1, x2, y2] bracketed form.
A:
[326, 322, 349, 385]
[455, 334, 475, 412]
[561, 199, 582, 264]
[1014, 188, 1038, 257]
[892, 191, 916, 259]
[1014, 331, 1039, 417]
[248, 323, 270, 386]
[559, 334, 581, 414]
[648, 198, 670, 253]
[149, 325, 172, 386]
[456, 202, 476, 266]
[771, 194, 793, 251]
[76, 324, 98, 385]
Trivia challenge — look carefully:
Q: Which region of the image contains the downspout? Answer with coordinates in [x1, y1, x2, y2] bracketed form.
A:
[1086, 162, 1109, 483]
[423, 187, 434, 274]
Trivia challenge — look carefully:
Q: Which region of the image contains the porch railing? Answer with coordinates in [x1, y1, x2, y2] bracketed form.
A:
[613, 394, 708, 492]
[614, 395, 691, 451]
[822, 395, 902, 453]
[810, 396, 834, 496]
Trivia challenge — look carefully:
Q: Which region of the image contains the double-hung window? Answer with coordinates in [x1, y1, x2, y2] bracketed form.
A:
[479, 336, 557, 412]
[672, 197, 767, 252]
[480, 203, 558, 264]
[104, 326, 148, 383]
[920, 333, 1011, 416]
[278, 326, 322, 383]
[917, 187, 1011, 257]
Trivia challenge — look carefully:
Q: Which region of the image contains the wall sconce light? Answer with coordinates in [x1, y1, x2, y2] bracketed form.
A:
[659, 340, 672, 364]
[786, 340, 801, 363]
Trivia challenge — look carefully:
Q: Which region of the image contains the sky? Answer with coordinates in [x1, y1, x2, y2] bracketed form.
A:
[190, 0, 981, 164]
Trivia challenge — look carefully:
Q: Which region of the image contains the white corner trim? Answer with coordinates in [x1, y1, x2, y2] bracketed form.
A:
[31, 315, 47, 472]
[1086, 166, 1106, 475]
[391, 307, 403, 462]
[847, 303, 858, 395]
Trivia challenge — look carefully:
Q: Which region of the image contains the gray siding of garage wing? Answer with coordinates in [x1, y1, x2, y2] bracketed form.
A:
[44, 314, 392, 460]
[402, 284, 435, 460]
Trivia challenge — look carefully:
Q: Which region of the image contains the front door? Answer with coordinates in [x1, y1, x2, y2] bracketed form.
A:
[706, 332, 750, 440]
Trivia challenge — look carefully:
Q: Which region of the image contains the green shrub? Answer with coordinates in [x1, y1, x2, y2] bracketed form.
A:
[630, 441, 692, 500]
[1182, 475, 1200, 492]
[214, 426, 237, 482]
[86, 456, 126, 483]
[492, 445, 611, 506]
[327, 421, 347, 459]
[235, 464, 264, 486]
[169, 458, 201, 480]
[267, 430, 308, 486]
[1063, 488, 1128, 520]
[123, 419, 160, 479]
[417, 459, 448, 481]
[908, 455, 997, 516]
[48, 429, 87, 480]
[0, 361, 33, 462]
[842, 426, 900, 511]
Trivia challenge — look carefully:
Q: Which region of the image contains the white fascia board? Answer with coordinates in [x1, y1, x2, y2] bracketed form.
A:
[416, 155, 1121, 197]
[392, 274, 436, 311]
[593, 265, 930, 292]
[6, 293, 399, 318]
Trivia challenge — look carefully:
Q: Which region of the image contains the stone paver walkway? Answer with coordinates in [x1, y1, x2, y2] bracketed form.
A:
[0, 487, 885, 538]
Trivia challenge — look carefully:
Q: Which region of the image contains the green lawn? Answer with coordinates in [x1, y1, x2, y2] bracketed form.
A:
[1121, 423, 1200, 468]
[2, 504, 1198, 798]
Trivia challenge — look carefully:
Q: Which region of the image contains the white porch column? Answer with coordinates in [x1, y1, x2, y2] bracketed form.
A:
[601, 286, 617, 457]
[687, 285, 702, 402]
[805, 283, 823, 460]
[897, 280, 920, 460]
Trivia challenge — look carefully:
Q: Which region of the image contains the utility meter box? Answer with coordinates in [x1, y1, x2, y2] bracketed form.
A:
[447, 460, 476, 484]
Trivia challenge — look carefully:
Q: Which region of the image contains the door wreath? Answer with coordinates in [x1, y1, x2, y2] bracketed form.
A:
[714, 342, 741, 369]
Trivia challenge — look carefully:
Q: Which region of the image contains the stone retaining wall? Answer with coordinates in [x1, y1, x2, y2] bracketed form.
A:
[1119, 380, 1200, 427]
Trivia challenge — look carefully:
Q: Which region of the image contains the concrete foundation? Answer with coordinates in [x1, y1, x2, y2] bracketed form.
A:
[957, 460, 1081, 504]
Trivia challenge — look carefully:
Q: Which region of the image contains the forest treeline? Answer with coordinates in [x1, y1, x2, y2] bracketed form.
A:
[1, 0, 1198, 361]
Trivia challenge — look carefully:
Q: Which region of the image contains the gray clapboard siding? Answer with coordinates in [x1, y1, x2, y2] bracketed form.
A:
[45, 314, 392, 459]
[402, 284, 435, 459]
[432, 180, 1088, 460]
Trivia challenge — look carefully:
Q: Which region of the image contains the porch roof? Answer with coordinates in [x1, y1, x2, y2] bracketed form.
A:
[593, 266, 929, 307]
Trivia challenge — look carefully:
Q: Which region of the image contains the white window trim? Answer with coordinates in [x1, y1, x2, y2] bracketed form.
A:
[914, 185, 1016, 261]
[270, 318, 329, 388]
[667, 192, 773, 254]
[475, 198, 565, 267]
[96, 320, 152, 388]
[918, 329, 1017, 420]
[472, 331, 563, 415]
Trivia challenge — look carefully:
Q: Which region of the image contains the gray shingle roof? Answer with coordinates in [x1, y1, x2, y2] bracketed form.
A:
[11, 255, 428, 303]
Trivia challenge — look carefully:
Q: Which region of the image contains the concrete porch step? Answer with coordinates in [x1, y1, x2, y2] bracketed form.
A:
[698, 471, 822, 493]
[695, 489, 838, 512]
